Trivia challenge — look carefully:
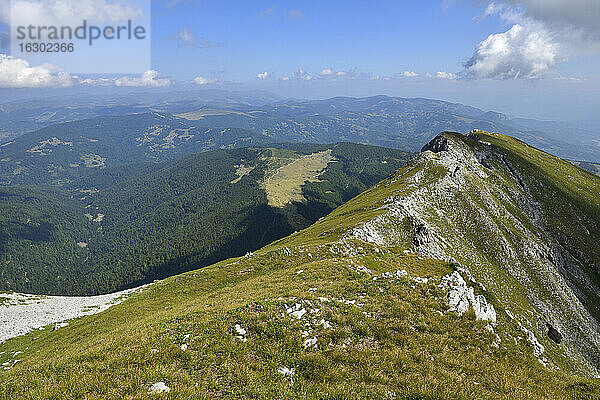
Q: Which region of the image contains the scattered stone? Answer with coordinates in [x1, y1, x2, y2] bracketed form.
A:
[148, 382, 171, 394]
[285, 304, 307, 319]
[374, 269, 407, 281]
[234, 324, 248, 341]
[303, 337, 318, 349]
[278, 367, 296, 384]
[53, 322, 69, 331]
[180, 343, 188, 351]
[318, 319, 332, 329]
[523, 326, 545, 359]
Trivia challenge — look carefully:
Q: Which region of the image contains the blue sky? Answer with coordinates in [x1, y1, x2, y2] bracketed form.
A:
[0, 0, 599, 121]
[152, 1, 496, 80]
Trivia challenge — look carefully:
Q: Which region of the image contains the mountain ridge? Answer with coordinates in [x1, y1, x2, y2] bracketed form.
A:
[352, 130, 600, 374]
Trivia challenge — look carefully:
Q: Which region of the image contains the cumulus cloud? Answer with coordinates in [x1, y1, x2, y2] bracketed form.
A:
[80, 71, 174, 87]
[256, 71, 270, 80]
[317, 68, 349, 78]
[400, 71, 419, 77]
[436, 71, 458, 80]
[79, 77, 114, 86]
[193, 76, 217, 85]
[0, 54, 72, 88]
[464, 1, 600, 80]
[6, 0, 144, 26]
[318, 68, 334, 76]
[294, 69, 312, 81]
[463, 22, 558, 79]
[114, 70, 171, 87]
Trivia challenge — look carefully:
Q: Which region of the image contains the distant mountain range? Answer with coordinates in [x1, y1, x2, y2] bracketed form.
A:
[1, 93, 599, 163]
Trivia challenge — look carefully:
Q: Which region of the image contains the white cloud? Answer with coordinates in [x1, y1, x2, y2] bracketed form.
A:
[400, 71, 419, 77]
[317, 68, 349, 78]
[436, 71, 458, 80]
[0, 54, 72, 88]
[256, 71, 270, 80]
[6, 0, 144, 26]
[294, 69, 312, 81]
[164, 27, 212, 48]
[179, 27, 195, 44]
[79, 77, 114, 86]
[114, 70, 171, 87]
[193, 76, 217, 85]
[464, 15, 558, 80]
[464, 1, 600, 80]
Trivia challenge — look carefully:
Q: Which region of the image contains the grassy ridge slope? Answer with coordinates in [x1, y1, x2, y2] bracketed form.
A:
[351, 131, 600, 374]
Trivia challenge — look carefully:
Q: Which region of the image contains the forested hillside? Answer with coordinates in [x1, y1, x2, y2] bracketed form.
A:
[0, 143, 410, 295]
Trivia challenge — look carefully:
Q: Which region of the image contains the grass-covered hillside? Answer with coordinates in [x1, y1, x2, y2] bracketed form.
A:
[0, 143, 410, 295]
[0, 132, 599, 399]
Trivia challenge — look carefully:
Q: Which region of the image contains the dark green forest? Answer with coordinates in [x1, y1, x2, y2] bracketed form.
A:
[0, 143, 410, 295]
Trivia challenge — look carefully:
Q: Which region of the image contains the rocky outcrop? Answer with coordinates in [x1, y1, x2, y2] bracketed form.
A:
[351, 132, 600, 376]
[442, 271, 496, 322]
[421, 133, 449, 153]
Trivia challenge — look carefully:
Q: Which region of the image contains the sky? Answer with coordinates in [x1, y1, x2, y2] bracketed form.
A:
[0, 0, 599, 122]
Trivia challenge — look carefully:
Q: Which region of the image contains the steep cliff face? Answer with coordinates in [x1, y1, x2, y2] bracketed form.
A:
[352, 131, 600, 375]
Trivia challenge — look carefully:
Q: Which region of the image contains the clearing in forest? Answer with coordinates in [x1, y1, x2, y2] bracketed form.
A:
[263, 149, 335, 208]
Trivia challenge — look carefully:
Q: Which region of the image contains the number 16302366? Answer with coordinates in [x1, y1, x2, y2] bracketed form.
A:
[19, 42, 75, 53]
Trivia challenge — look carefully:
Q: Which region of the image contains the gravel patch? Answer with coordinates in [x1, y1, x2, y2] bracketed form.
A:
[0, 284, 151, 343]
